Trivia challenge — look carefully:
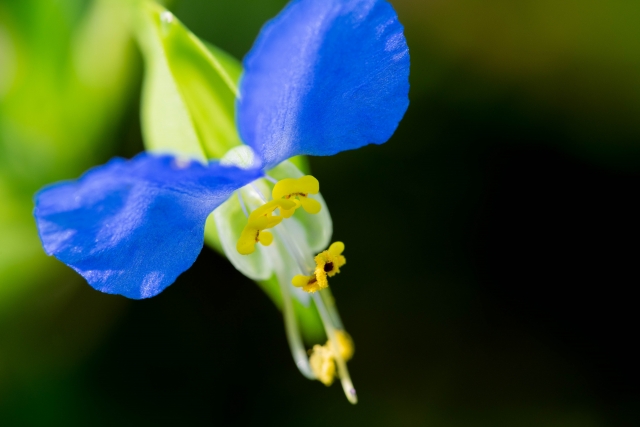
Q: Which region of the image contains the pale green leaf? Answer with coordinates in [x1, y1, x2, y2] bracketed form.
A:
[137, 2, 242, 160]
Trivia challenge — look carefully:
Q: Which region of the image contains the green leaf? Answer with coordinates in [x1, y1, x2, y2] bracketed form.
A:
[136, 2, 242, 160]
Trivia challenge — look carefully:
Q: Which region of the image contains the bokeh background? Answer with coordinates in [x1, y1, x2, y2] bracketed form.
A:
[1, 0, 638, 425]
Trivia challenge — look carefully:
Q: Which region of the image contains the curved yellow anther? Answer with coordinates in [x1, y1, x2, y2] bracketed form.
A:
[292, 274, 311, 288]
[251, 199, 296, 223]
[272, 175, 321, 215]
[237, 226, 278, 255]
[291, 273, 322, 293]
[237, 228, 260, 255]
[258, 230, 273, 246]
[299, 196, 321, 214]
[273, 175, 319, 199]
[308, 330, 354, 386]
[328, 241, 345, 257]
[335, 330, 355, 361]
[291, 242, 346, 293]
[236, 199, 297, 255]
[309, 344, 336, 386]
[279, 199, 301, 219]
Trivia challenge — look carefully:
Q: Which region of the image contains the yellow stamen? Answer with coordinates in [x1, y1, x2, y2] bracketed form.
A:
[236, 198, 297, 255]
[335, 330, 355, 361]
[308, 330, 354, 386]
[272, 175, 321, 217]
[291, 242, 346, 293]
[291, 273, 322, 293]
[309, 344, 336, 386]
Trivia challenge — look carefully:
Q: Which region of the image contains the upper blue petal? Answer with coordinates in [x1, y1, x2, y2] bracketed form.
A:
[34, 153, 261, 299]
[238, 0, 410, 169]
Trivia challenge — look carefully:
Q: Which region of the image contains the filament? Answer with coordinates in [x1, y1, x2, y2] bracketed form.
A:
[248, 181, 316, 379]
[236, 191, 249, 218]
[313, 292, 357, 404]
[272, 212, 357, 404]
[242, 177, 356, 402]
[264, 174, 278, 184]
[319, 287, 345, 330]
[273, 259, 317, 380]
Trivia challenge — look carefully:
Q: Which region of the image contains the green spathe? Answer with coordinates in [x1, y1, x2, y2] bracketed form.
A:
[137, 2, 242, 160]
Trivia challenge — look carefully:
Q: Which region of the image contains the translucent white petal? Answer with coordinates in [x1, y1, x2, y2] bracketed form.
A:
[213, 190, 273, 281]
[219, 145, 259, 169]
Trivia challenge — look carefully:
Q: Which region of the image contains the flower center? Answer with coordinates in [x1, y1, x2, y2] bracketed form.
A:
[235, 198, 296, 255]
[236, 175, 321, 254]
[272, 176, 321, 217]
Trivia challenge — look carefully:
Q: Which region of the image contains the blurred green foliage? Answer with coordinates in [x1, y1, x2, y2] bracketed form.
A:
[0, 0, 137, 391]
[0, 0, 137, 305]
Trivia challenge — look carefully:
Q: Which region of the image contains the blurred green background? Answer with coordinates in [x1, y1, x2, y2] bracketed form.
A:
[1, 0, 638, 425]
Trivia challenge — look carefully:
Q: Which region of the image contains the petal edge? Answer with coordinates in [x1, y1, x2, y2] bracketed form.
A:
[238, 0, 410, 168]
[34, 154, 261, 299]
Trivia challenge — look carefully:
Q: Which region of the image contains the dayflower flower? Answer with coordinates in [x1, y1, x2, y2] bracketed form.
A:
[33, 0, 409, 403]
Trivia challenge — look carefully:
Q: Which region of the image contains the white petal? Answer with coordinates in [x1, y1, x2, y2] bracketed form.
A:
[212, 188, 273, 281]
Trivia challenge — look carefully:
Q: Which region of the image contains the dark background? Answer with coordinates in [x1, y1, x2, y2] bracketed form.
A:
[1, 0, 638, 425]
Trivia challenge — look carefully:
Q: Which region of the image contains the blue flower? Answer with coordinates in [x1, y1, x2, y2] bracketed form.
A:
[34, 0, 409, 401]
[238, 0, 410, 170]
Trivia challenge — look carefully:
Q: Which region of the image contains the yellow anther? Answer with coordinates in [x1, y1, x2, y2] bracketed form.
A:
[273, 175, 319, 199]
[291, 241, 346, 293]
[279, 199, 301, 219]
[309, 344, 336, 386]
[291, 273, 321, 293]
[250, 199, 296, 225]
[299, 196, 321, 214]
[272, 175, 321, 216]
[236, 199, 297, 255]
[237, 226, 275, 255]
[258, 230, 273, 246]
[312, 241, 346, 284]
[308, 330, 354, 386]
[334, 330, 355, 361]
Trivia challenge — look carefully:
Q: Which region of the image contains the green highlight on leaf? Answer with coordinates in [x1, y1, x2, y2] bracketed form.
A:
[136, 1, 243, 160]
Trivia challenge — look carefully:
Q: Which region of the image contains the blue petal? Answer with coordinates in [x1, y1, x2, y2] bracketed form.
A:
[34, 154, 261, 299]
[238, 0, 410, 169]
